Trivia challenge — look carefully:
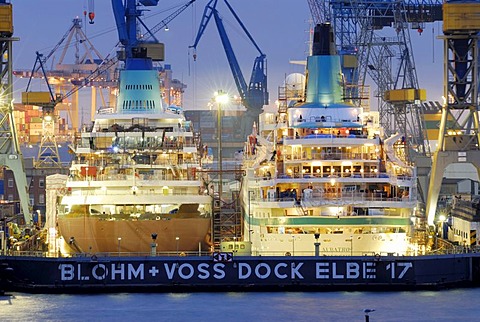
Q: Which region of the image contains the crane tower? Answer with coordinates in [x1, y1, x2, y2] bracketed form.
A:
[0, 1, 31, 224]
[425, 0, 480, 226]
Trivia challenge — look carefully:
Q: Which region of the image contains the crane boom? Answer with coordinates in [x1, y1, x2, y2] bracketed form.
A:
[212, 8, 248, 99]
[191, 0, 268, 121]
[143, 0, 198, 42]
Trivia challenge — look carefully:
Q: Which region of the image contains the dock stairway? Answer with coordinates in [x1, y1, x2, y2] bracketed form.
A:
[212, 191, 242, 251]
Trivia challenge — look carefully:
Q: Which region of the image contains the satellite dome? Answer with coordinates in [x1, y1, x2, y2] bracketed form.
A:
[284, 73, 305, 91]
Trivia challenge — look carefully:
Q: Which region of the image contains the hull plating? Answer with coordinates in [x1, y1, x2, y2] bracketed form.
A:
[57, 217, 211, 253]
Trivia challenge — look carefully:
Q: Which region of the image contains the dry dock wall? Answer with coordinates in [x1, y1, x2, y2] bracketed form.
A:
[1, 254, 480, 293]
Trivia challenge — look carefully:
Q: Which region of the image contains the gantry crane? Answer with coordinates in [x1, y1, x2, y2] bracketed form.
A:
[14, 17, 110, 131]
[0, 1, 31, 224]
[425, 0, 480, 226]
[191, 0, 268, 139]
[22, 52, 64, 168]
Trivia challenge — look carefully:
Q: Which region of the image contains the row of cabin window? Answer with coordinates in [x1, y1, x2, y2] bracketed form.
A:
[5, 194, 45, 204]
[8, 178, 44, 188]
[122, 100, 157, 109]
[125, 84, 153, 90]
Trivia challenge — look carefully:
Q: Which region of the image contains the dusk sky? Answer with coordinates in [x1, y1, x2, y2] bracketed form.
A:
[11, 0, 445, 115]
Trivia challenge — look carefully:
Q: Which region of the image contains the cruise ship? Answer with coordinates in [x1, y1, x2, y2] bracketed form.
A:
[48, 2, 212, 255]
[241, 24, 418, 256]
[53, 97, 213, 254]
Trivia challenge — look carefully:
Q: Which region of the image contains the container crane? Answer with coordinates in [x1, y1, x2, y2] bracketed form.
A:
[191, 0, 268, 139]
[22, 52, 64, 168]
[15, 17, 108, 131]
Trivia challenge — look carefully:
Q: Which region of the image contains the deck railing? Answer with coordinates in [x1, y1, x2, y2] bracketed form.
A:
[253, 192, 415, 206]
[7, 245, 480, 258]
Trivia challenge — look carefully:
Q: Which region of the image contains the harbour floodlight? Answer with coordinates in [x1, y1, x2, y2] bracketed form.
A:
[215, 90, 229, 104]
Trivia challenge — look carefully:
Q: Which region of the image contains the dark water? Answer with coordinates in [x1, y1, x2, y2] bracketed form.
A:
[1, 289, 478, 321]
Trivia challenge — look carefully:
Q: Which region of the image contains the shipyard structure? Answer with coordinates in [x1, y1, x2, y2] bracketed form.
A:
[2, 0, 480, 293]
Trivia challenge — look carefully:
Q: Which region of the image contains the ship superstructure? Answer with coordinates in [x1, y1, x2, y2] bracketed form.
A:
[241, 24, 418, 256]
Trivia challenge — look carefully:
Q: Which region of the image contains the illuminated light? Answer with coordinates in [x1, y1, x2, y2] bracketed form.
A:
[44, 115, 52, 122]
[360, 169, 364, 173]
[439, 215, 446, 222]
[345, 169, 350, 173]
[287, 168, 293, 174]
[441, 96, 447, 105]
[316, 169, 320, 173]
[215, 91, 229, 104]
[341, 161, 352, 166]
[330, 178, 336, 186]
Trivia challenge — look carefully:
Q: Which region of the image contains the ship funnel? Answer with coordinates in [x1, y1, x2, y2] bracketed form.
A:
[312, 23, 336, 56]
[304, 23, 343, 105]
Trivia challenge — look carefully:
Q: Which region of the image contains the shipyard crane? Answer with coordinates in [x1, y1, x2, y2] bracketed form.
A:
[23, 52, 64, 168]
[191, 0, 268, 139]
[0, 1, 32, 224]
[140, 0, 198, 42]
[112, 0, 166, 63]
[16, 17, 108, 131]
[425, 0, 480, 226]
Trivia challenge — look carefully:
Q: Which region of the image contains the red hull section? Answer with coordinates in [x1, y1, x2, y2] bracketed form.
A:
[57, 217, 211, 254]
